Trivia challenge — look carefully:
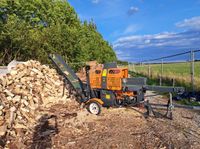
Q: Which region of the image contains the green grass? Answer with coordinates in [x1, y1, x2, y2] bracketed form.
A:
[134, 62, 200, 76]
[132, 61, 200, 91]
[176, 99, 200, 106]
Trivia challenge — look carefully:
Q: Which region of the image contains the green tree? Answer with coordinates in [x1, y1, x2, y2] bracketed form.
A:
[0, 0, 117, 68]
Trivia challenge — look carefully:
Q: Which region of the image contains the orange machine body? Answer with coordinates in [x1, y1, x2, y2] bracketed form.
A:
[90, 68, 128, 90]
[89, 67, 135, 101]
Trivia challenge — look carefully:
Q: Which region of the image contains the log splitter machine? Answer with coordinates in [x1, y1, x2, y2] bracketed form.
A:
[49, 54, 192, 118]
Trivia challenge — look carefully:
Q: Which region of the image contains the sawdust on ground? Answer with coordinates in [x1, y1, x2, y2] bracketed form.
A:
[20, 92, 200, 149]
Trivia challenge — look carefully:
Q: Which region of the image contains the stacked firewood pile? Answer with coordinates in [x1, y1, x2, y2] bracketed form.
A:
[0, 60, 79, 148]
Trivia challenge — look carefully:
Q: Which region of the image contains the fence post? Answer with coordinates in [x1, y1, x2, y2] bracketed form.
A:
[160, 59, 163, 86]
[190, 50, 195, 93]
[128, 62, 130, 70]
[148, 63, 151, 78]
[132, 63, 135, 72]
[172, 78, 175, 87]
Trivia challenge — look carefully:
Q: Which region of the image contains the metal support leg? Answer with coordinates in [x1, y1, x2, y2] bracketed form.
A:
[166, 93, 174, 120]
[144, 93, 174, 119]
[144, 100, 154, 117]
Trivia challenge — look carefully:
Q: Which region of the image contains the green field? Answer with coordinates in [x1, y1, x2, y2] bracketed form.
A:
[131, 61, 200, 90]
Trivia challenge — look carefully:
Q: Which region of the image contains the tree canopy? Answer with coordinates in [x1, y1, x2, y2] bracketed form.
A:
[0, 0, 117, 69]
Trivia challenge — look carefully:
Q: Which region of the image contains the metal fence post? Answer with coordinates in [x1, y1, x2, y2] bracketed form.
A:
[128, 62, 130, 70]
[190, 50, 195, 93]
[148, 63, 151, 78]
[132, 63, 135, 72]
[160, 59, 163, 86]
[172, 78, 175, 87]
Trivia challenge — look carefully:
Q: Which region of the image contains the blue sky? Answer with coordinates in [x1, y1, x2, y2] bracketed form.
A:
[68, 0, 200, 62]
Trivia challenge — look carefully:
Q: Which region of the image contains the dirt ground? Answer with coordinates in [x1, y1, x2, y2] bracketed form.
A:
[23, 92, 200, 149]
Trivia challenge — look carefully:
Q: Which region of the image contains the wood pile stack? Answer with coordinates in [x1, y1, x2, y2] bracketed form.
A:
[0, 60, 79, 148]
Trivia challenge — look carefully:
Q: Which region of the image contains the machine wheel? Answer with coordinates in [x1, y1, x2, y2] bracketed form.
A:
[115, 99, 123, 107]
[87, 101, 101, 115]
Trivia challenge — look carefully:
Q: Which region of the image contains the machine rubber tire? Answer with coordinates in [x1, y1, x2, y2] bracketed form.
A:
[115, 99, 123, 107]
[87, 101, 101, 115]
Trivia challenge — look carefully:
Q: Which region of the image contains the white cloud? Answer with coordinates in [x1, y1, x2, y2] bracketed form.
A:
[176, 16, 200, 30]
[114, 31, 197, 49]
[128, 6, 139, 15]
[110, 24, 140, 38]
[92, 0, 100, 4]
[113, 16, 200, 61]
[113, 31, 200, 61]
[123, 25, 139, 34]
[144, 39, 150, 44]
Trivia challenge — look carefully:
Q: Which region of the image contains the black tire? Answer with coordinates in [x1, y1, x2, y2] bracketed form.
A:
[114, 99, 123, 107]
[87, 101, 101, 115]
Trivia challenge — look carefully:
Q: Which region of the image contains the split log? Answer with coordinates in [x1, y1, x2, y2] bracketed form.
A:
[0, 60, 80, 147]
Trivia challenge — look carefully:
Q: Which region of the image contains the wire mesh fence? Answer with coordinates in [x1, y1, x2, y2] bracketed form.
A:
[128, 50, 200, 92]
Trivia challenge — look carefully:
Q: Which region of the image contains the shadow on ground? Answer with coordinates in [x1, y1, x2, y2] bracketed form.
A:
[30, 114, 58, 149]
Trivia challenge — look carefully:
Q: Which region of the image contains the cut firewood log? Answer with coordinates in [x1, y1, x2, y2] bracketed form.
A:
[0, 60, 80, 148]
[0, 125, 7, 136]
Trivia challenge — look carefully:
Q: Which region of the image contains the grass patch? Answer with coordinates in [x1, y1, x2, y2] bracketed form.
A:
[132, 62, 200, 91]
[177, 99, 200, 106]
